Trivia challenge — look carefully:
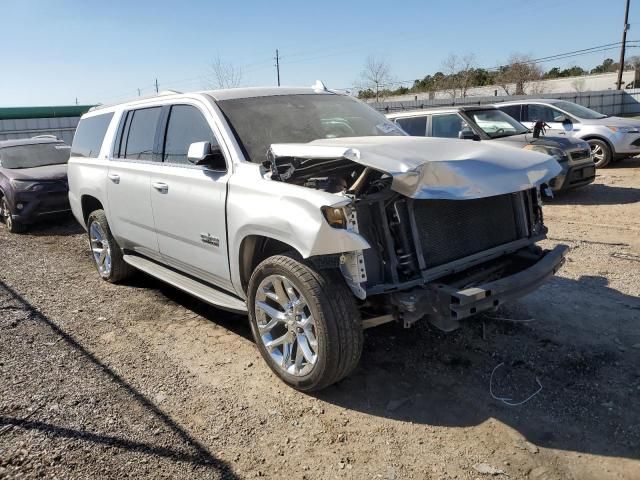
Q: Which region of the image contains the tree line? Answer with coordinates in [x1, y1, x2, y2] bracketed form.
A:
[357, 54, 640, 101]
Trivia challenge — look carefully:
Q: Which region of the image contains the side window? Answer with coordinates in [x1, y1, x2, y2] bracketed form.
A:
[163, 105, 217, 165]
[70, 112, 114, 158]
[499, 105, 521, 121]
[395, 116, 427, 136]
[525, 104, 562, 123]
[431, 114, 465, 138]
[124, 107, 162, 161]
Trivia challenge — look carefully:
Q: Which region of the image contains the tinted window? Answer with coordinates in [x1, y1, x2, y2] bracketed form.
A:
[124, 107, 161, 161]
[0, 143, 70, 169]
[71, 112, 114, 158]
[499, 105, 521, 121]
[524, 104, 563, 123]
[395, 116, 427, 136]
[431, 114, 465, 138]
[163, 105, 217, 165]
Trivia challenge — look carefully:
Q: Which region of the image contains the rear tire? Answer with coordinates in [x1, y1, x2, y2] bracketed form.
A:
[1, 198, 26, 234]
[588, 139, 612, 168]
[87, 209, 134, 283]
[247, 254, 363, 391]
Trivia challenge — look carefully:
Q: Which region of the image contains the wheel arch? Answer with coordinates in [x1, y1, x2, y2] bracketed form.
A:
[581, 134, 615, 154]
[80, 195, 105, 227]
[237, 234, 302, 294]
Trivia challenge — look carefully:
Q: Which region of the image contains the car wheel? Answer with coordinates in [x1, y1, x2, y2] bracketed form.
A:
[247, 254, 363, 391]
[0, 198, 26, 233]
[87, 209, 133, 283]
[588, 139, 612, 168]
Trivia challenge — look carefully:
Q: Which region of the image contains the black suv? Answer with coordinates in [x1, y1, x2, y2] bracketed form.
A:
[0, 137, 71, 233]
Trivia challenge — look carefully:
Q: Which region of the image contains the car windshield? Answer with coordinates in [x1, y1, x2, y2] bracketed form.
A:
[464, 109, 529, 138]
[0, 142, 71, 169]
[554, 101, 607, 119]
[217, 94, 405, 163]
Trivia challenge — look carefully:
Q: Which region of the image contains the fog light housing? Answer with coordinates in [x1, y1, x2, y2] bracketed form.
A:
[16, 203, 24, 210]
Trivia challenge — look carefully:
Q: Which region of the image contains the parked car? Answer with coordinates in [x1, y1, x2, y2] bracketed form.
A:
[0, 137, 71, 233]
[494, 99, 640, 167]
[68, 87, 567, 391]
[387, 106, 595, 192]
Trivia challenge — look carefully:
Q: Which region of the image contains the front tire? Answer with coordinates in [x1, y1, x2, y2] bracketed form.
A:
[247, 255, 363, 391]
[0, 198, 26, 234]
[87, 209, 133, 283]
[588, 139, 612, 168]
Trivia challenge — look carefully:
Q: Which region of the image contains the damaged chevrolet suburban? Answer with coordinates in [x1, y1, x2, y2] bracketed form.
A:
[68, 86, 568, 391]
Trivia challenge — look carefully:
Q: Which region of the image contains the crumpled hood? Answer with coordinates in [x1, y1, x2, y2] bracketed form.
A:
[0, 163, 68, 181]
[269, 136, 561, 200]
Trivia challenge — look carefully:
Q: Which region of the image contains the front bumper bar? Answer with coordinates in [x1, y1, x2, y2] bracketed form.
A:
[393, 245, 569, 331]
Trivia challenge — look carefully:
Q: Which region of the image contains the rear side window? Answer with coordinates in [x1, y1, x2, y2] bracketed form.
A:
[431, 114, 465, 138]
[395, 116, 427, 136]
[71, 112, 114, 158]
[163, 105, 217, 165]
[499, 105, 521, 121]
[124, 107, 161, 161]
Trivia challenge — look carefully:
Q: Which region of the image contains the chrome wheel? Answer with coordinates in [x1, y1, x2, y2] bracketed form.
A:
[591, 144, 605, 162]
[254, 275, 318, 376]
[89, 220, 112, 277]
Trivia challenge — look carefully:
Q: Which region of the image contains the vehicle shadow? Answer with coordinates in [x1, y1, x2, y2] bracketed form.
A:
[315, 274, 640, 461]
[120, 272, 253, 342]
[549, 183, 640, 205]
[21, 215, 84, 237]
[0, 279, 239, 478]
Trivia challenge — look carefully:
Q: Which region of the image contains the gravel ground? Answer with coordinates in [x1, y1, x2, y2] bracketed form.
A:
[1, 158, 639, 480]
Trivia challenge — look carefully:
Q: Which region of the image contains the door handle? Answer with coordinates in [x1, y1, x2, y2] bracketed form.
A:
[152, 182, 169, 194]
[108, 173, 120, 184]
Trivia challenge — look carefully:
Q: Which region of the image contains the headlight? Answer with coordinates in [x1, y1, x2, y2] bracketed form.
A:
[9, 179, 44, 191]
[322, 205, 349, 229]
[607, 126, 640, 134]
[523, 145, 568, 162]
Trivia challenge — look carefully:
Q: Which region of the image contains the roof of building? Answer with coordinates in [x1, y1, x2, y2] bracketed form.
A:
[0, 105, 96, 121]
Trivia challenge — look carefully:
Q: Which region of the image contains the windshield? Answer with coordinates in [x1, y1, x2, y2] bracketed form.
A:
[465, 109, 529, 138]
[554, 101, 607, 119]
[0, 143, 70, 169]
[217, 94, 404, 163]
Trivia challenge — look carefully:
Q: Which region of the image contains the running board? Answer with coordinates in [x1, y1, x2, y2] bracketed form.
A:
[123, 254, 247, 313]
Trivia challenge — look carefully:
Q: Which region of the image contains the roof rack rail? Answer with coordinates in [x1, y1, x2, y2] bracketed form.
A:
[89, 90, 185, 112]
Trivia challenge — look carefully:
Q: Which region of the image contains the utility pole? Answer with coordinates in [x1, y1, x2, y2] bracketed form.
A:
[138, 88, 141, 97]
[155, 78, 159, 94]
[617, 0, 631, 89]
[75, 97, 78, 105]
[274, 49, 281, 86]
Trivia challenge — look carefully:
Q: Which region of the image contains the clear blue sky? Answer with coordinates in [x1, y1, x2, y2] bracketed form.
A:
[0, 0, 635, 106]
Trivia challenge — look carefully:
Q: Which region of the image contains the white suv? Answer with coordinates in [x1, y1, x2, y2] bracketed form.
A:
[68, 87, 567, 391]
[495, 99, 640, 167]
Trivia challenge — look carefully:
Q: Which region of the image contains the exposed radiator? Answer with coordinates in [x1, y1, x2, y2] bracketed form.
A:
[412, 193, 521, 268]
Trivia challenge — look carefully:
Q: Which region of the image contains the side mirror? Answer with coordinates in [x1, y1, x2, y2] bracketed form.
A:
[458, 129, 480, 141]
[554, 114, 570, 123]
[187, 141, 226, 171]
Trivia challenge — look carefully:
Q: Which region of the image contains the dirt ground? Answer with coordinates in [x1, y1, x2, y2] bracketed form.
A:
[1, 159, 639, 480]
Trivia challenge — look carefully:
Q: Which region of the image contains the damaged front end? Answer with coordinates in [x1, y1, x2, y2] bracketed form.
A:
[266, 137, 567, 331]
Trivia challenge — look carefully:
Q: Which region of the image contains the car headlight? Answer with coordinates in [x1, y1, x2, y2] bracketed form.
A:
[9, 179, 44, 191]
[322, 205, 350, 229]
[607, 126, 640, 134]
[523, 145, 568, 162]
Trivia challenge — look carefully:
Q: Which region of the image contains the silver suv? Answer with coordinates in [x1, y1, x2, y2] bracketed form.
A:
[494, 99, 640, 167]
[68, 87, 567, 391]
